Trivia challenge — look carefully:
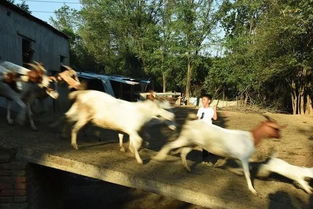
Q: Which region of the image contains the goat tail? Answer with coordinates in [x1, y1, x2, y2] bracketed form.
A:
[68, 90, 84, 101]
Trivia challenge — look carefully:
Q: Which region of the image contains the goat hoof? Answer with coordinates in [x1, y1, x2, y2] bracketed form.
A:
[168, 124, 176, 130]
[136, 159, 143, 164]
[250, 189, 257, 195]
[72, 144, 79, 150]
[120, 147, 126, 152]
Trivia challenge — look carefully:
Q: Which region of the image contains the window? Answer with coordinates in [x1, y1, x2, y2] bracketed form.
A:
[60, 55, 65, 64]
[22, 39, 33, 64]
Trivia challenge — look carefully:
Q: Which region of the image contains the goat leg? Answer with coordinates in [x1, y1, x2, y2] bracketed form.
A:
[129, 133, 143, 164]
[14, 98, 27, 125]
[71, 119, 88, 150]
[27, 102, 37, 131]
[154, 136, 190, 161]
[6, 101, 13, 125]
[180, 147, 193, 172]
[214, 158, 228, 168]
[118, 133, 126, 152]
[241, 159, 257, 194]
[296, 179, 312, 194]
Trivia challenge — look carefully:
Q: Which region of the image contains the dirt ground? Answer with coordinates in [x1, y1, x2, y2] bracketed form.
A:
[1, 106, 313, 209]
[62, 107, 313, 209]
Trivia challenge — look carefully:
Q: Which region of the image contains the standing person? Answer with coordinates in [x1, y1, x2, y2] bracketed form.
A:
[197, 94, 217, 124]
[197, 94, 218, 162]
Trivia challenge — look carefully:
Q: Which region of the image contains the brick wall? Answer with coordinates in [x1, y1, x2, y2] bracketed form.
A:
[0, 147, 65, 209]
[0, 147, 28, 209]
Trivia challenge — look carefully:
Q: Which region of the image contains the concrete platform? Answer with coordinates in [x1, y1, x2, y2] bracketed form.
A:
[0, 122, 312, 209]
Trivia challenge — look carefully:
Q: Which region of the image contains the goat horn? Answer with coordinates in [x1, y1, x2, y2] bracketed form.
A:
[61, 65, 71, 71]
[33, 61, 46, 72]
[261, 114, 274, 121]
[26, 63, 37, 70]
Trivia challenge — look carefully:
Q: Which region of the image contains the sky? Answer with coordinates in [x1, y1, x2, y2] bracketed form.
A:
[14, 0, 82, 23]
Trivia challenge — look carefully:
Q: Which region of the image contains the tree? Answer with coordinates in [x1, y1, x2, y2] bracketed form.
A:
[5, 0, 31, 14]
[79, 0, 160, 76]
[213, 0, 313, 114]
[251, 0, 313, 114]
[172, 0, 218, 102]
[50, 5, 99, 71]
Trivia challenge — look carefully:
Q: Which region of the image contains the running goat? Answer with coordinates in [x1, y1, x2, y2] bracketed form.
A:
[154, 115, 286, 194]
[257, 156, 313, 194]
[65, 90, 175, 164]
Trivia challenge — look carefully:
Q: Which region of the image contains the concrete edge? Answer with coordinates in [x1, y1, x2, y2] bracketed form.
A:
[16, 148, 243, 209]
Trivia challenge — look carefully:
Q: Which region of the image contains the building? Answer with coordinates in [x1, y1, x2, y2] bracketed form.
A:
[0, 1, 69, 72]
[77, 72, 151, 101]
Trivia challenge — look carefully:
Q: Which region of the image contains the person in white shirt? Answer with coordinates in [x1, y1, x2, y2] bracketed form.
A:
[197, 94, 218, 162]
[197, 94, 217, 124]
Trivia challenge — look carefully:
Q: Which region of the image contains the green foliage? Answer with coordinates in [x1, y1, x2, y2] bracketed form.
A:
[6, 0, 31, 14]
[71, 0, 217, 93]
[49, 0, 312, 113]
[50, 5, 100, 72]
[208, 0, 313, 113]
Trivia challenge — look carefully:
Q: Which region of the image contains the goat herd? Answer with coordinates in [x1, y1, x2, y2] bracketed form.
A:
[0, 61, 312, 196]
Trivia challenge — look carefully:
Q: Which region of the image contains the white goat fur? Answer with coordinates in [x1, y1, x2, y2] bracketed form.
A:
[257, 157, 313, 194]
[154, 119, 281, 194]
[0, 61, 56, 127]
[66, 90, 175, 164]
[8, 66, 81, 130]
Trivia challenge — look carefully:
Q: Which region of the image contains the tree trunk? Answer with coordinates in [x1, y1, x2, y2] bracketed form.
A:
[291, 92, 297, 115]
[299, 86, 305, 115]
[185, 59, 192, 104]
[162, 72, 166, 93]
[300, 95, 304, 115]
[244, 92, 249, 106]
[306, 95, 313, 115]
[290, 80, 297, 115]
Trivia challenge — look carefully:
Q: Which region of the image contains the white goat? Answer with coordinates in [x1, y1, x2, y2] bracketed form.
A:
[153, 116, 285, 194]
[65, 90, 175, 164]
[0, 81, 26, 125]
[257, 156, 313, 194]
[7, 65, 82, 130]
[0, 61, 55, 126]
[144, 91, 177, 131]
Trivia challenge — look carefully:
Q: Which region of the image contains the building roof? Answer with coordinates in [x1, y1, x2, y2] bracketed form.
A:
[0, 1, 69, 39]
[77, 72, 151, 86]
